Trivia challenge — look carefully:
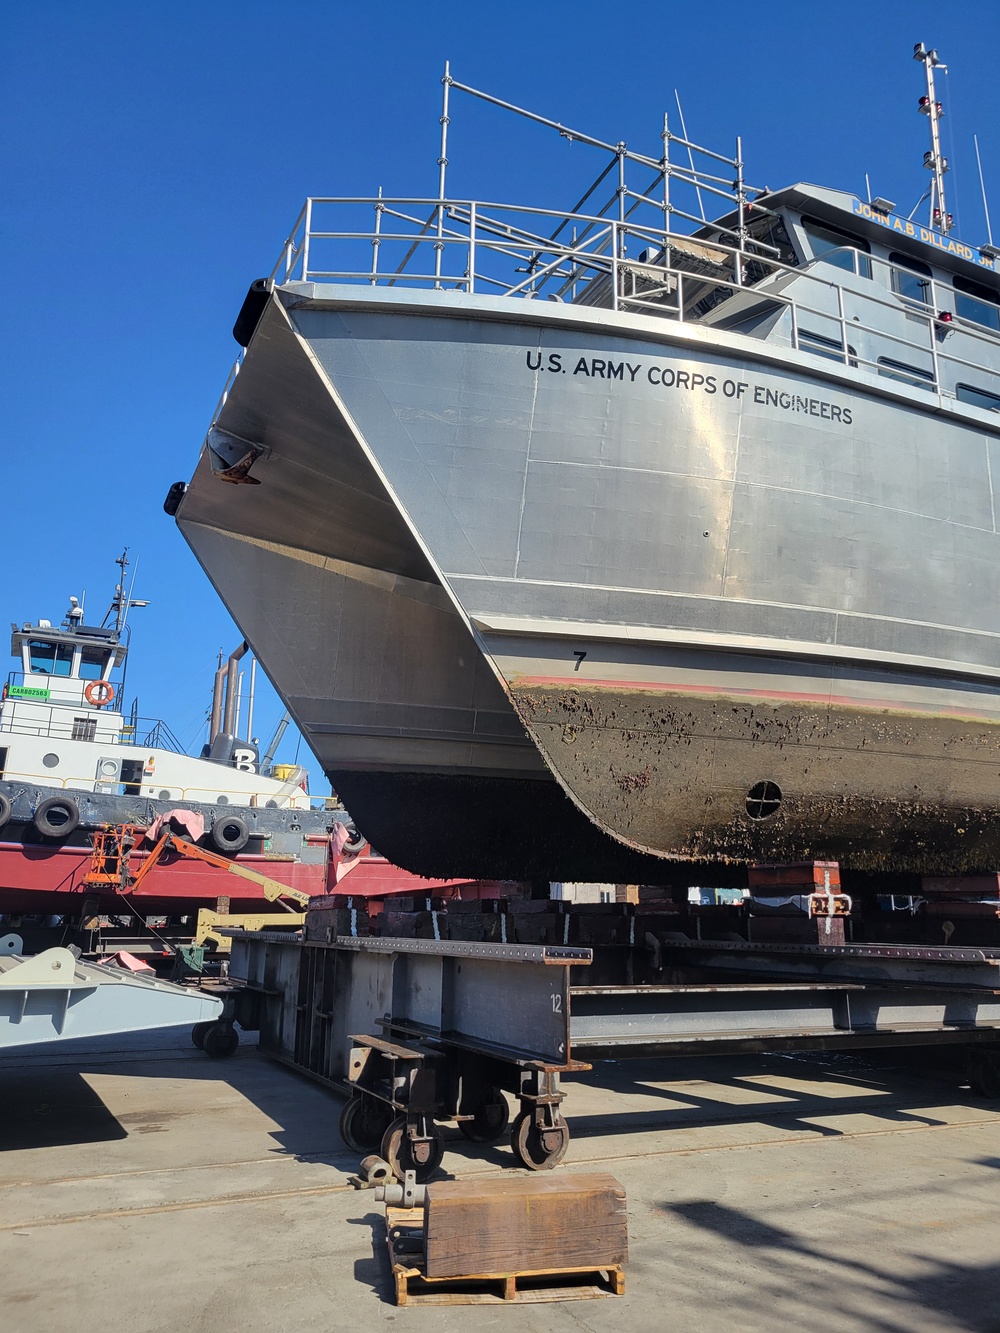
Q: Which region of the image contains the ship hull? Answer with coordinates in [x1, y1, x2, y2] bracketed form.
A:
[0, 824, 472, 915]
[177, 286, 1000, 876]
[0, 838, 327, 914]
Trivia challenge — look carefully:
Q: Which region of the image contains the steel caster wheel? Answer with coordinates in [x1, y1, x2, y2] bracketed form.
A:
[201, 1023, 239, 1058]
[339, 1096, 394, 1153]
[191, 1021, 213, 1050]
[380, 1115, 445, 1183]
[510, 1111, 569, 1171]
[458, 1089, 510, 1144]
[970, 1052, 1000, 1100]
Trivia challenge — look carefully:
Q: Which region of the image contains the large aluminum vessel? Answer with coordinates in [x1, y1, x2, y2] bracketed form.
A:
[173, 53, 1000, 879]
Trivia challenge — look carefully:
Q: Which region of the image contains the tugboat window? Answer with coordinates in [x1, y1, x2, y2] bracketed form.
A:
[889, 252, 932, 304]
[79, 648, 108, 681]
[28, 640, 73, 675]
[71, 716, 97, 742]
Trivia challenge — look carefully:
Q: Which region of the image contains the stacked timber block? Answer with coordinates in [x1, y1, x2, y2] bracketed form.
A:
[423, 1174, 627, 1278]
[302, 897, 374, 941]
[747, 862, 847, 945]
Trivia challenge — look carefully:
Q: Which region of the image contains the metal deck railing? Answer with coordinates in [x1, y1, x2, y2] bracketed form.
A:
[213, 71, 1000, 417]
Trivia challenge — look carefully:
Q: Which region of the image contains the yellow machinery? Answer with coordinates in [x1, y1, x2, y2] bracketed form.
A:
[85, 824, 310, 952]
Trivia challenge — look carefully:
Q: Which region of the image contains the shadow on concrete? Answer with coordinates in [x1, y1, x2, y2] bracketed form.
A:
[0, 1069, 127, 1151]
[3, 1036, 994, 1174]
[661, 1197, 1000, 1333]
[348, 1209, 396, 1302]
[0, 1031, 360, 1166]
[560, 1048, 986, 1144]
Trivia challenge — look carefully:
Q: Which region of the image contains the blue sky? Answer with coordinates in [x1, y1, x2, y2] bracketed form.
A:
[4, 1, 999, 780]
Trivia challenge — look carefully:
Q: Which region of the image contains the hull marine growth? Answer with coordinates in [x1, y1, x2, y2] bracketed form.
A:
[174, 57, 1000, 880]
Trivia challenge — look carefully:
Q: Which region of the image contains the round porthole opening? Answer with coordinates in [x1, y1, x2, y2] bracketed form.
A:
[745, 781, 782, 820]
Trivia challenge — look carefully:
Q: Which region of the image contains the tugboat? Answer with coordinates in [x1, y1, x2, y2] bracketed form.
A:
[0, 552, 346, 924]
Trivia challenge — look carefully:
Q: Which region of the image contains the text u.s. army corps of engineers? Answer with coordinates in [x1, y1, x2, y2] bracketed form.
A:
[525, 350, 854, 424]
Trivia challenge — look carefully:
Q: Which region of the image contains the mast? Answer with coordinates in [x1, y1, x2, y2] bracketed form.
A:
[101, 548, 149, 636]
[913, 42, 952, 235]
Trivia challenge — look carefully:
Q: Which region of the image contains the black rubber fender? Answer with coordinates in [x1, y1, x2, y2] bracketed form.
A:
[342, 823, 368, 855]
[232, 279, 273, 347]
[33, 795, 81, 839]
[0, 793, 11, 829]
[209, 815, 250, 854]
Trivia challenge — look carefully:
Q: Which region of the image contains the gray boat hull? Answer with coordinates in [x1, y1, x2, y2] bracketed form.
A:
[177, 284, 1000, 875]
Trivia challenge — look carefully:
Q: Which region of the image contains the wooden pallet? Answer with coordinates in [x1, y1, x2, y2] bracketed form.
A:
[386, 1207, 625, 1306]
[386, 1205, 626, 1306]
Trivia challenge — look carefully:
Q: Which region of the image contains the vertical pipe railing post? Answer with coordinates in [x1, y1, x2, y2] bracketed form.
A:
[370, 188, 383, 286]
[661, 111, 676, 313]
[836, 282, 848, 365]
[611, 221, 619, 311]
[302, 198, 313, 283]
[788, 290, 798, 352]
[617, 143, 626, 249]
[735, 134, 745, 288]
[929, 309, 941, 391]
[435, 61, 452, 289]
[468, 201, 476, 293]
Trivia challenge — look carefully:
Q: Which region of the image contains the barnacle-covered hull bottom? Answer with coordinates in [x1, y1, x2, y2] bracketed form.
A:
[327, 661, 1000, 880]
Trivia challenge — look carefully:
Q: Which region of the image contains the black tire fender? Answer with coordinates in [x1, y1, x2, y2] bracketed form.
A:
[0, 793, 11, 830]
[209, 815, 250, 854]
[342, 823, 368, 855]
[33, 795, 81, 839]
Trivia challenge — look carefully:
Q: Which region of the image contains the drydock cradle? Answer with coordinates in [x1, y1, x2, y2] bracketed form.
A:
[217, 928, 1000, 1173]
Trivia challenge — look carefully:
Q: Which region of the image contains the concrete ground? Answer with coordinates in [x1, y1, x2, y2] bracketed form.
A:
[2, 1032, 1000, 1332]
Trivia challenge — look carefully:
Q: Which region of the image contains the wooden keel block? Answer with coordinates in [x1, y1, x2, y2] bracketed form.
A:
[423, 1172, 628, 1279]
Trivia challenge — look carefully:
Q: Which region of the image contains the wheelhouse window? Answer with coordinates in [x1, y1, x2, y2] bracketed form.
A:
[79, 648, 109, 681]
[877, 356, 934, 390]
[957, 383, 1000, 412]
[801, 218, 871, 276]
[27, 640, 73, 675]
[889, 252, 932, 305]
[953, 275, 1000, 333]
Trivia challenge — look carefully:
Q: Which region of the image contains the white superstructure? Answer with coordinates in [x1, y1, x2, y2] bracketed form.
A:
[0, 558, 310, 812]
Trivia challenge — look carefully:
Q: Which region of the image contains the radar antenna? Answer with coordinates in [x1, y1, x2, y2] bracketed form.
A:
[913, 42, 952, 235]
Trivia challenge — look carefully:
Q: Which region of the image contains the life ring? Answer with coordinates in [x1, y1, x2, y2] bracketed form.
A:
[84, 680, 115, 707]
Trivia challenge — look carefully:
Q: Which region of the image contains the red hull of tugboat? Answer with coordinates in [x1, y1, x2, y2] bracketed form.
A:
[0, 842, 474, 915]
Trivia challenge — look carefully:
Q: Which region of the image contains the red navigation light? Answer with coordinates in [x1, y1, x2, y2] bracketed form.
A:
[918, 95, 930, 113]
[936, 310, 954, 325]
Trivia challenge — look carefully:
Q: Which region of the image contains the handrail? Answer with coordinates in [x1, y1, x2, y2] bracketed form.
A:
[260, 193, 1000, 407]
[0, 765, 310, 809]
[0, 712, 188, 753]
